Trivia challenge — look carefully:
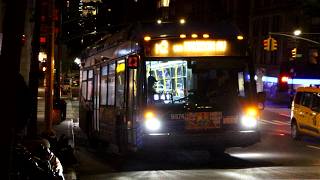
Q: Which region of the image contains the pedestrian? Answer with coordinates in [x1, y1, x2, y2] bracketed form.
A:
[147, 71, 158, 103]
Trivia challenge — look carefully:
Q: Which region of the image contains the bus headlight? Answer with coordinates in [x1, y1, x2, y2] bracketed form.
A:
[241, 115, 257, 128]
[145, 118, 161, 131]
[241, 107, 258, 128]
[144, 111, 161, 131]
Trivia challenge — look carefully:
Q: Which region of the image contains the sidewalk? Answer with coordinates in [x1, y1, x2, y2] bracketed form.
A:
[37, 97, 79, 180]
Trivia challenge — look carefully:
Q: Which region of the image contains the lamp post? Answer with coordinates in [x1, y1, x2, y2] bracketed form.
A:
[293, 29, 301, 36]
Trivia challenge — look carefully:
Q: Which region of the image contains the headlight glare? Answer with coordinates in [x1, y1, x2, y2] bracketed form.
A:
[241, 115, 257, 128]
[145, 118, 161, 131]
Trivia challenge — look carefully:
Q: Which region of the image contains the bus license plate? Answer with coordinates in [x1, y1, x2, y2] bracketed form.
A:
[185, 112, 222, 130]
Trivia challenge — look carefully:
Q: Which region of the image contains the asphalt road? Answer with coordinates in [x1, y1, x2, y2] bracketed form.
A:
[72, 106, 320, 179]
[36, 91, 320, 180]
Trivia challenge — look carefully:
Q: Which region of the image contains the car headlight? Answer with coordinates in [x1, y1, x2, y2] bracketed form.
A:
[144, 111, 161, 131]
[241, 107, 258, 128]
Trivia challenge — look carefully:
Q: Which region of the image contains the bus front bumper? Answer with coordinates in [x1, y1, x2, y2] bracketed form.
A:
[141, 130, 260, 150]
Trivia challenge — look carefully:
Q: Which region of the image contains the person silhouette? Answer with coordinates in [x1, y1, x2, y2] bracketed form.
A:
[147, 71, 157, 103]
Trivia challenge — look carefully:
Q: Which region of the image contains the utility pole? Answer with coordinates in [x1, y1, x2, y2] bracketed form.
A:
[28, 0, 40, 137]
[44, 0, 55, 135]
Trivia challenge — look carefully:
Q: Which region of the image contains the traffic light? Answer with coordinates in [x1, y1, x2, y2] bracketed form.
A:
[263, 39, 270, 51]
[291, 48, 297, 58]
[270, 38, 277, 51]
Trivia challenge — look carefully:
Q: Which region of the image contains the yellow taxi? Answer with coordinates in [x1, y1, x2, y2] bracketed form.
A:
[291, 87, 320, 139]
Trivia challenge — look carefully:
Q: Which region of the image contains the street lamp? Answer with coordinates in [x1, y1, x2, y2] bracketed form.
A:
[293, 29, 301, 36]
[74, 57, 81, 67]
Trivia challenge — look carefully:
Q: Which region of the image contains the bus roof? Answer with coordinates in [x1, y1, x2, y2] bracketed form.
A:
[87, 21, 243, 51]
[132, 21, 243, 39]
[82, 21, 245, 66]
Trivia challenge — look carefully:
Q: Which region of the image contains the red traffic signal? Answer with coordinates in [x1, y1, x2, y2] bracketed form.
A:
[263, 39, 270, 51]
[128, 54, 140, 69]
[278, 74, 289, 92]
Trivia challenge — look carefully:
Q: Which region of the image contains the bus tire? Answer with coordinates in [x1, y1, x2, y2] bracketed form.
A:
[291, 120, 300, 140]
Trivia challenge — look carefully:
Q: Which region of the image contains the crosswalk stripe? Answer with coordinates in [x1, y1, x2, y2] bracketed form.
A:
[260, 119, 290, 126]
[307, 145, 320, 150]
[272, 120, 290, 125]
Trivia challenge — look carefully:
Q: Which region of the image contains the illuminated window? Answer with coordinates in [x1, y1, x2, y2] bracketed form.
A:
[100, 66, 108, 105]
[108, 63, 115, 106]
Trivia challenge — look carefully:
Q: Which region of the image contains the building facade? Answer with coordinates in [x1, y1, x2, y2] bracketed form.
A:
[249, 0, 320, 101]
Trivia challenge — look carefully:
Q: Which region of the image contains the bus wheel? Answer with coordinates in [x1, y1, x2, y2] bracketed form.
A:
[291, 121, 300, 140]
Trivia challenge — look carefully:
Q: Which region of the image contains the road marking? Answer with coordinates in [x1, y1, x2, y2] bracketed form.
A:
[280, 113, 290, 117]
[261, 119, 279, 125]
[260, 119, 290, 126]
[307, 145, 320, 150]
[272, 120, 290, 125]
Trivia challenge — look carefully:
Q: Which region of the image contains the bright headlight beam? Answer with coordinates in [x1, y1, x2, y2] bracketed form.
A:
[145, 118, 161, 131]
[241, 116, 257, 128]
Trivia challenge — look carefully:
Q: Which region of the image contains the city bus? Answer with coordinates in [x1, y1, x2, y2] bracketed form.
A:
[79, 22, 264, 154]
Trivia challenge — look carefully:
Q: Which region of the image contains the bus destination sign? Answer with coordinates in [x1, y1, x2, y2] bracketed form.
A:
[147, 39, 230, 57]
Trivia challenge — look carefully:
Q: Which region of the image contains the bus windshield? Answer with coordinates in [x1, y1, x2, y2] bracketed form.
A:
[146, 60, 249, 107]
